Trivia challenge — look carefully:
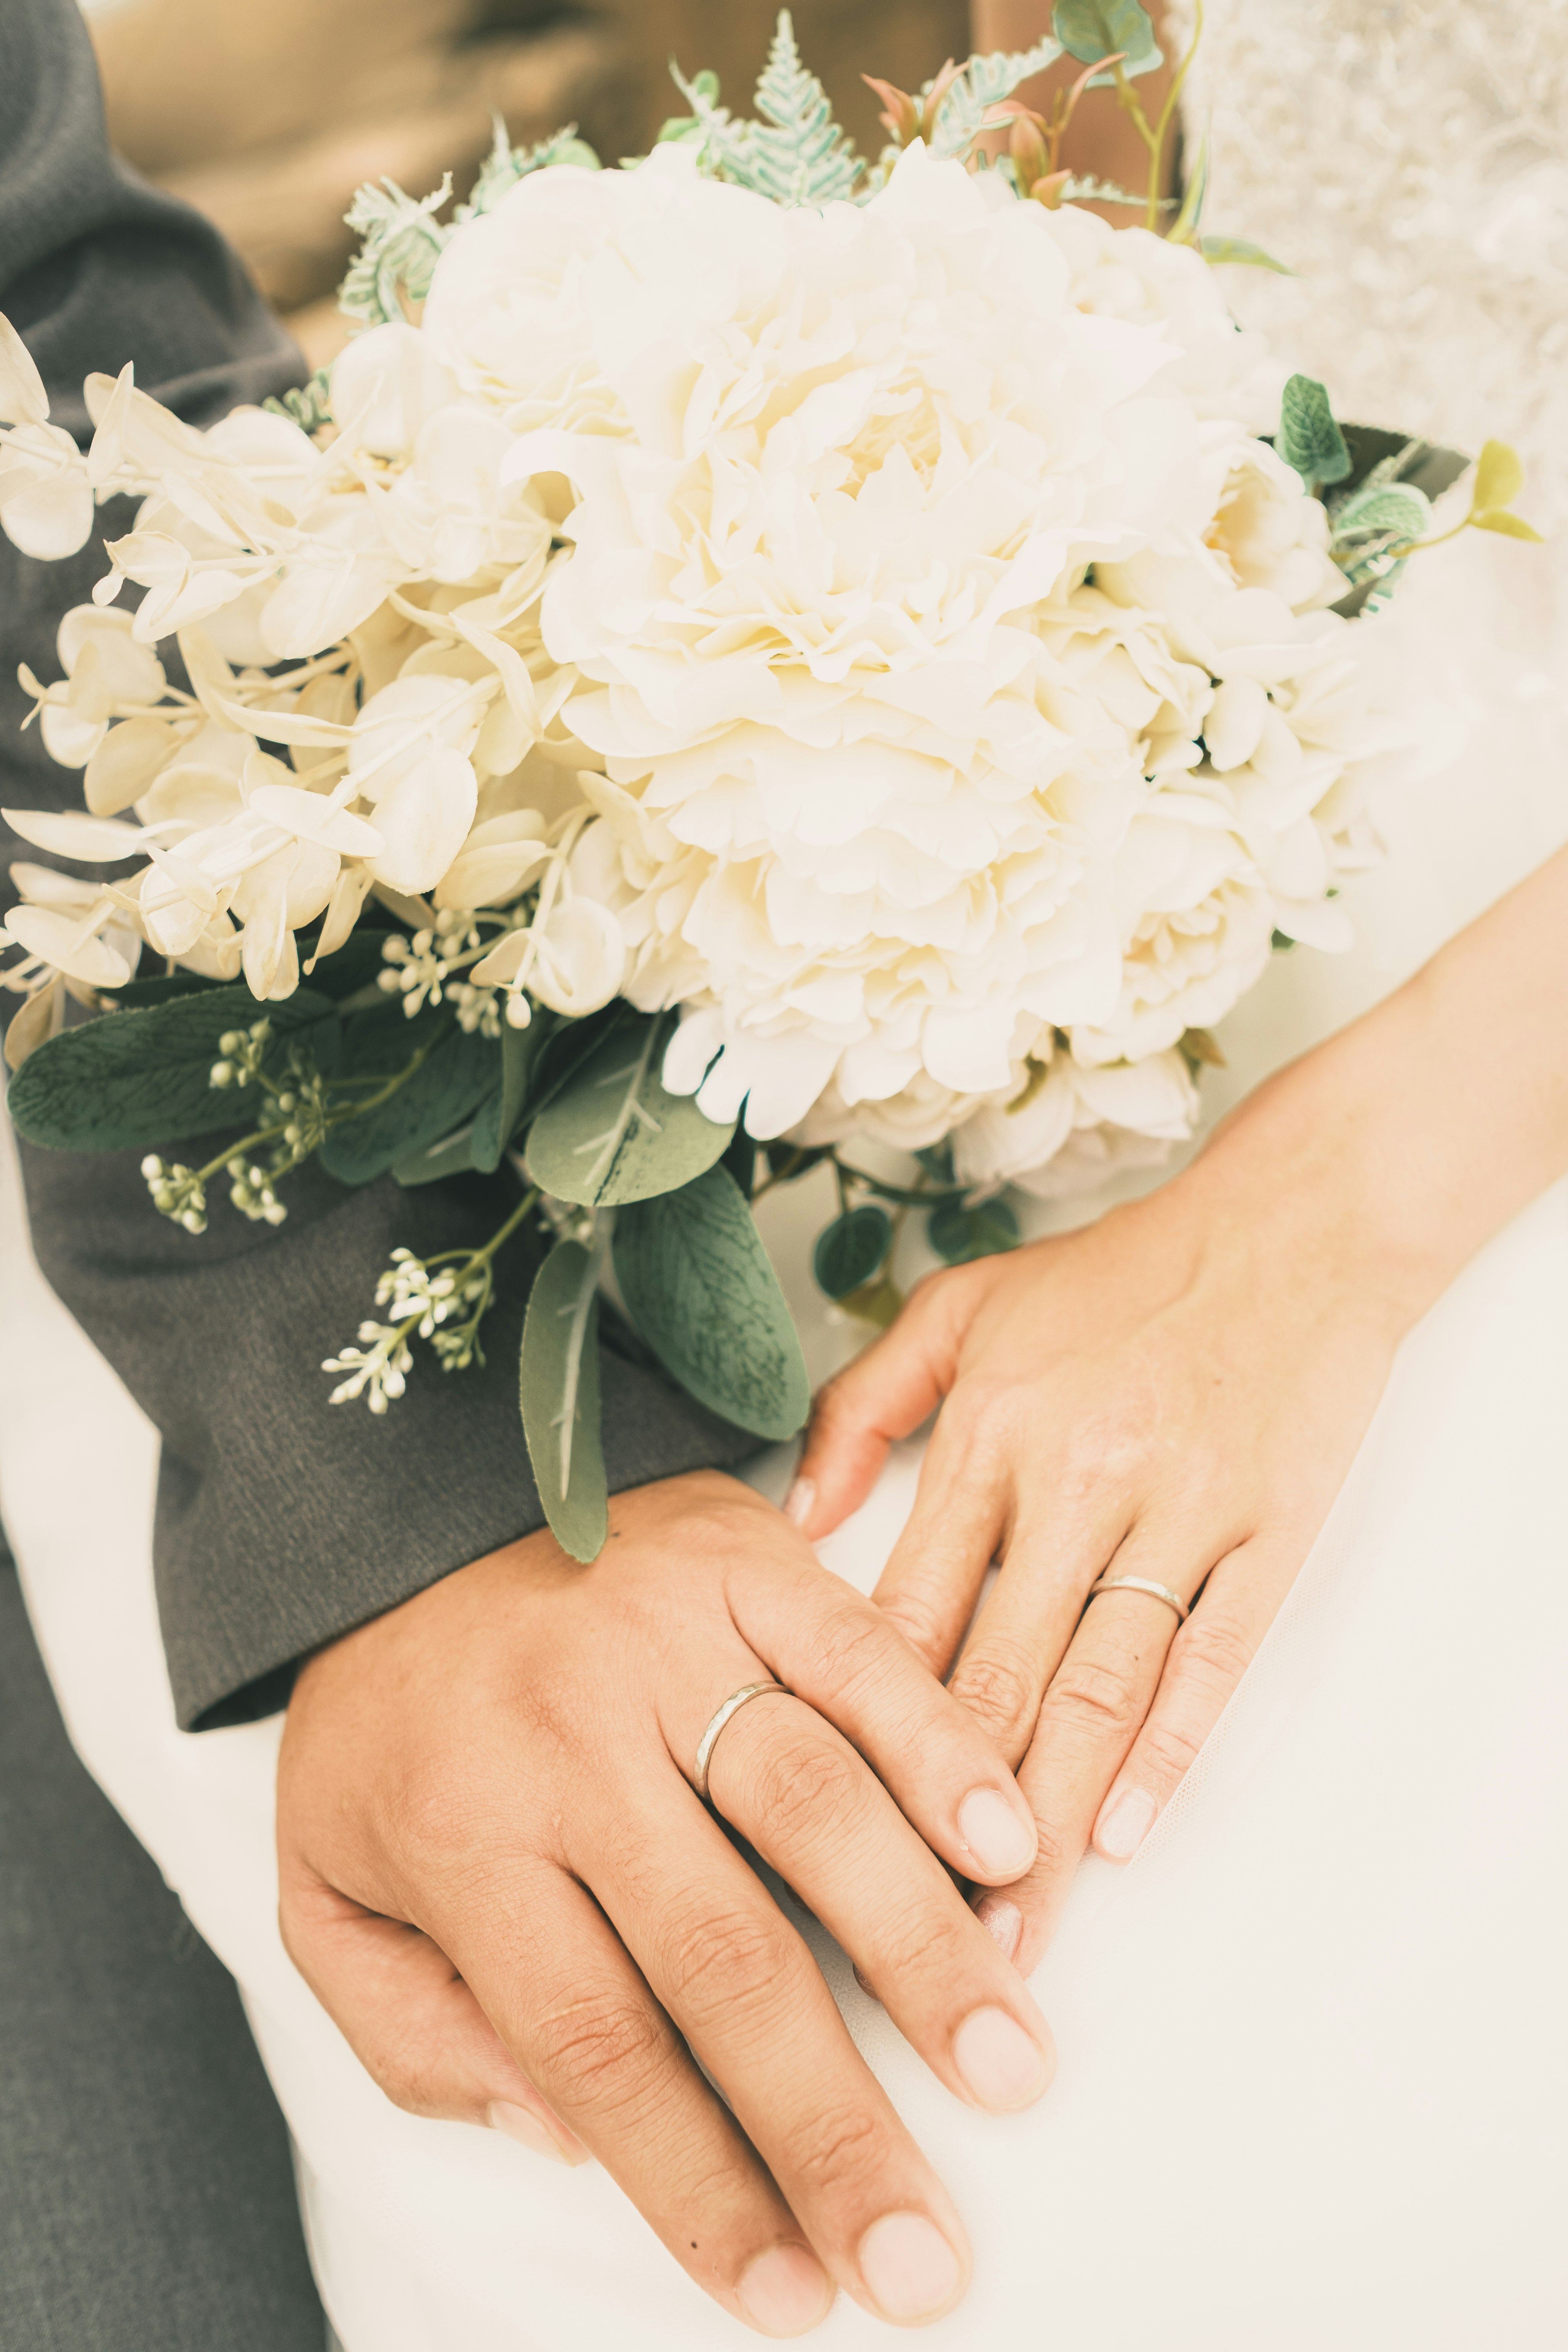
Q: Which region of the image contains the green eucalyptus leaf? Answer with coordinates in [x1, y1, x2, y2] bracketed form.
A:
[520, 1238, 608, 1564]
[1200, 233, 1294, 273]
[526, 1013, 735, 1207]
[1276, 374, 1351, 487]
[813, 1204, 893, 1300]
[319, 1015, 499, 1186]
[927, 1194, 1021, 1266]
[612, 1164, 810, 1441]
[1054, 0, 1161, 78]
[7, 985, 334, 1153]
[471, 1017, 549, 1174]
[391, 1121, 480, 1188]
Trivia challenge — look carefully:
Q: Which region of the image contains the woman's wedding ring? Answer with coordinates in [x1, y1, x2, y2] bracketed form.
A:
[694, 1681, 791, 1802]
[1087, 1574, 1190, 1624]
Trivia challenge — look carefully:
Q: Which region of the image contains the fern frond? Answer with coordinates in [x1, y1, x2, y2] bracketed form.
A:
[929, 36, 1063, 163]
[667, 13, 863, 207]
[454, 117, 601, 225]
[337, 177, 452, 329]
[263, 369, 333, 434]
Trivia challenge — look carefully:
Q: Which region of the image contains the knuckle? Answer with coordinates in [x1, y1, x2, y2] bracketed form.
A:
[531, 1988, 669, 2112]
[810, 1597, 900, 1705]
[742, 1731, 869, 1850]
[1045, 1655, 1145, 1744]
[953, 1645, 1039, 1744]
[1137, 1716, 1205, 1784]
[784, 2099, 889, 2201]
[1173, 1607, 1256, 1690]
[660, 1905, 796, 2034]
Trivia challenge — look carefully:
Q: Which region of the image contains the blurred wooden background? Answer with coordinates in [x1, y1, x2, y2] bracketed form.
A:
[83, 0, 970, 367]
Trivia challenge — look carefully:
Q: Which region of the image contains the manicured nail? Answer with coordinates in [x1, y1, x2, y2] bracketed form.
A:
[1095, 1787, 1158, 1861]
[486, 2099, 586, 2167]
[783, 1476, 815, 1529]
[957, 1785, 1035, 1878]
[952, 2005, 1051, 2111]
[857, 2211, 964, 2323]
[737, 2243, 834, 2336]
[975, 1895, 1022, 1961]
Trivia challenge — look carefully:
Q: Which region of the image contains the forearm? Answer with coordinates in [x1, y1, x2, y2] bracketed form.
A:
[1195, 845, 1568, 1323]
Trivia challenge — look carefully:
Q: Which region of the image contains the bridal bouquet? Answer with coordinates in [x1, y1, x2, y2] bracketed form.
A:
[0, 5, 1537, 1556]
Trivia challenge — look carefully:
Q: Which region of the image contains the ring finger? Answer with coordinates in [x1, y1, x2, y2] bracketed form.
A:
[971, 1534, 1219, 1976]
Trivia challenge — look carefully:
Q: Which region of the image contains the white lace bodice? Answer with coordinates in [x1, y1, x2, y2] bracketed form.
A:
[1173, 0, 1568, 524]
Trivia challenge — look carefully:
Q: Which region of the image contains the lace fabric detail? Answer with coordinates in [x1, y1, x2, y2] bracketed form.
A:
[1172, 0, 1568, 525]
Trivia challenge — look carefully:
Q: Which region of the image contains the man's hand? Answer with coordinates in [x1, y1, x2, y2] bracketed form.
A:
[278, 1472, 1048, 2337]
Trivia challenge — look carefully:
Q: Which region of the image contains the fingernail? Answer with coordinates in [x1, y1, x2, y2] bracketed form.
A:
[975, 1895, 1022, 1961]
[857, 2211, 964, 2323]
[957, 1785, 1035, 1878]
[737, 2243, 834, 2336]
[953, 2005, 1051, 2111]
[1096, 1787, 1158, 1861]
[783, 1476, 815, 1530]
[486, 2098, 586, 2167]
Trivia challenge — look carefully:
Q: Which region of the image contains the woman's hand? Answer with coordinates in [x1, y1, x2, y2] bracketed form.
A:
[278, 1471, 1047, 2337]
[791, 1144, 1410, 1973]
[793, 844, 1568, 1977]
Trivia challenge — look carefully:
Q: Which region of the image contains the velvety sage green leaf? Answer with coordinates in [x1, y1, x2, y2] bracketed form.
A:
[301, 929, 398, 1000]
[1054, 0, 1161, 76]
[7, 985, 334, 1153]
[391, 1121, 479, 1187]
[520, 1238, 608, 1564]
[612, 1165, 810, 1441]
[813, 1205, 893, 1300]
[319, 1019, 499, 1186]
[927, 1194, 1021, 1266]
[526, 1013, 735, 1207]
[102, 973, 223, 1007]
[1332, 483, 1431, 542]
[1200, 233, 1294, 274]
[1276, 374, 1351, 486]
[471, 1018, 548, 1174]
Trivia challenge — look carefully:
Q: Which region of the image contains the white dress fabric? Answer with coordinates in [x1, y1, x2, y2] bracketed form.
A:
[4, 3, 1568, 2344]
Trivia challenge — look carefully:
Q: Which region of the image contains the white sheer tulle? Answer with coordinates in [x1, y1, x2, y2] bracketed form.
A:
[5, 1, 1568, 2340]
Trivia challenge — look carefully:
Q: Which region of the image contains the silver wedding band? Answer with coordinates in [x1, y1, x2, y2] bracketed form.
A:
[693, 1681, 791, 1802]
[1087, 1573, 1191, 1624]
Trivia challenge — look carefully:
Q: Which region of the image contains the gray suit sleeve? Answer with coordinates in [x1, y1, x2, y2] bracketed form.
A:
[3, 0, 761, 1731]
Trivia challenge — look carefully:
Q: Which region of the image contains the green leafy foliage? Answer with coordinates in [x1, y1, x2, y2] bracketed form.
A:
[262, 368, 334, 432]
[8, 987, 334, 1153]
[1468, 440, 1543, 541]
[927, 1192, 1021, 1265]
[337, 178, 452, 330]
[1276, 375, 1352, 488]
[669, 11, 862, 206]
[319, 1007, 498, 1185]
[813, 1204, 893, 1299]
[391, 1122, 480, 1187]
[1200, 234, 1294, 272]
[613, 1165, 810, 1440]
[455, 118, 600, 223]
[471, 1018, 548, 1174]
[1053, 0, 1161, 79]
[929, 36, 1064, 160]
[525, 1013, 734, 1207]
[1471, 508, 1543, 540]
[520, 1238, 608, 1563]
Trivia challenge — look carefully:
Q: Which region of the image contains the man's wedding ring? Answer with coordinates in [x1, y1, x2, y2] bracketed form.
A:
[694, 1681, 791, 1802]
[1087, 1574, 1190, 1623]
